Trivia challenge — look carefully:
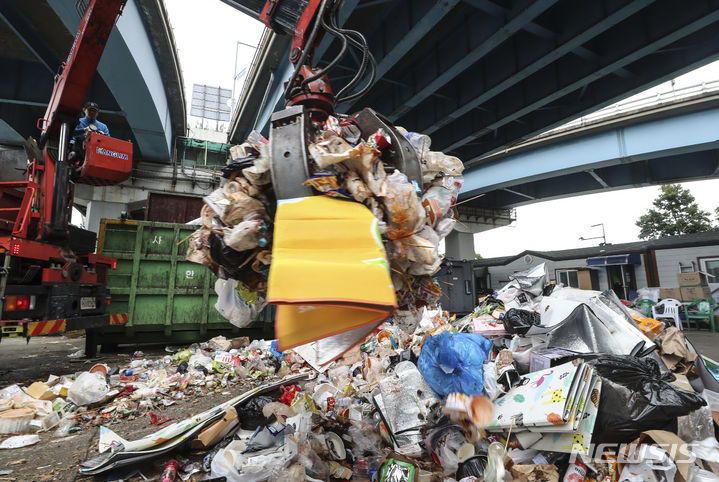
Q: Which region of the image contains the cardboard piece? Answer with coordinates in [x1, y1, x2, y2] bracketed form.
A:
[680, 286, 712, 301]
[677, 271, 711, 287]
[230, 337, 250, 349]
[670, 374, 695, 394]
[660, 287, 682, 300]
[621, 430, 691, 482]
[656, 327, 698, 374]
[195, 406, 238, 448]
[25, 382, 57, 401]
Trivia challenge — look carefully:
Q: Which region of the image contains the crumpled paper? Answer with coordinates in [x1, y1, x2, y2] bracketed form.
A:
[655, 327, 697, 374]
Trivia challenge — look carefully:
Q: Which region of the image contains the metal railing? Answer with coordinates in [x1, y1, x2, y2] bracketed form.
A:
[456, 205, 516, 224]
[229, 29, 271, 130]
[542, 79, 719, 137]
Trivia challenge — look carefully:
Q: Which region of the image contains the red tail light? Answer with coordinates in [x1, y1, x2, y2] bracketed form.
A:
[5, 295, 34, 311]
[111, 259, 117, 270]
[16, 296, 31, 310]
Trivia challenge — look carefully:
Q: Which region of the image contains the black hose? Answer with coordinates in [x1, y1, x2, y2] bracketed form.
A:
[299, 2, 347, 87]
[334, 24, 376, 103]
[337, 36, 376, 102]
[285, 0, 376, 107]
[283, 0, 330, 102]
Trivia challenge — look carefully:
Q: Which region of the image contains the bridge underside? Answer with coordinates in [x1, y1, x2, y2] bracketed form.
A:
[461, 97, 719, 208]
[232, 0, 719, 169]
[0, 0, 184, 162]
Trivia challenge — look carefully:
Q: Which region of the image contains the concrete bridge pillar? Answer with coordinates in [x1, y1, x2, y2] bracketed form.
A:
[445, 230, 476, 260]
[85, 201, 127, 235]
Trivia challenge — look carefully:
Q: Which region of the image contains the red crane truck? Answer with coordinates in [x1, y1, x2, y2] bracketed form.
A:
[0, 0, 133, 356]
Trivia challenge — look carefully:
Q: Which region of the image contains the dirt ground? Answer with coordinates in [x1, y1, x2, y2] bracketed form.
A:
[0, 336, 258, 481]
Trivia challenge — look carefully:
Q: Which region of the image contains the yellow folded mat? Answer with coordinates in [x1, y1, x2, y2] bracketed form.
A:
[268, 196, 396, 364]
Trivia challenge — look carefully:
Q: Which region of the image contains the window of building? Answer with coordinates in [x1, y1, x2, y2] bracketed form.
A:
[557, 269, 580, 288]
[699, 257, 719, 282]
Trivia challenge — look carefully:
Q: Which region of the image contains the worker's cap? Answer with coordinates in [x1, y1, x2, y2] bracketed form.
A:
[84, 102, 100, 112]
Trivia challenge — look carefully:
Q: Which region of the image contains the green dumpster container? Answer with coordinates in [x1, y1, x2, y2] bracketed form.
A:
[97, 219, 271, 345]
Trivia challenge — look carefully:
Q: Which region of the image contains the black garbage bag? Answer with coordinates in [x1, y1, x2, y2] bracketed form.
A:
[222, 156, 256, 179]
[236, 395, 275, 430]
[585, 355, 706, 443]
[542, 283, 556, 297]
[503, 308, 540, 335]
[208, 232, 254, 279]
[456, 455, 487, 479]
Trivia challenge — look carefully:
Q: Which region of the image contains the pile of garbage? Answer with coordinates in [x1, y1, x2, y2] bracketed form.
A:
[4, 263, 719, 481]
[0, 336, 307, 448]
[186, 114, 463, 329]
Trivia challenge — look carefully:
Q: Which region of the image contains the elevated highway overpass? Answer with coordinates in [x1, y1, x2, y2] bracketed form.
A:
[462, 82, 719, 209]
[227, 0, 719, 257]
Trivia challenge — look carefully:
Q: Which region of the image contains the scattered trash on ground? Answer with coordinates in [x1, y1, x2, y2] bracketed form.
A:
[3, 261, 719, 481]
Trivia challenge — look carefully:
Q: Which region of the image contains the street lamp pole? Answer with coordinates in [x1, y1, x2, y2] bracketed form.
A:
[232, 40, 258, 105]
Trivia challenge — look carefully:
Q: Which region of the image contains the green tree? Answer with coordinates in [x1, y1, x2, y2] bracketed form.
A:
[636, 184, 715, 239]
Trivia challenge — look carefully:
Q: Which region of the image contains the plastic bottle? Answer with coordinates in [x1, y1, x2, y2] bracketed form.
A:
[53, 414, 76, 438]
[161, 459, 179, 482]
[484, 442, 506, 482]
[405, 132, 431, 158]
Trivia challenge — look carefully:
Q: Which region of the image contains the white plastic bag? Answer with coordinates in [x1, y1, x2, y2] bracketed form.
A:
[689, 465, 719, 482]
[434, 217, 456, 240]
[210, 438, 297, 482]
[618, 445, 677, 482]
[423, 151, 464, 175]
[68, 372, 109, 406]
[242, 145, 271, 186]
[214, 279, 266, 328]
[636, 287, 660, 302]
[223, 219, 264, 252]
[54, 414, 77, 438]
[483, 360, 500, 401]
[508, 336, 547, 372]
[689, 438, 719, 463]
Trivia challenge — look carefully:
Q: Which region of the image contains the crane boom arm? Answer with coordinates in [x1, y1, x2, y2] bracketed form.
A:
[40, 0, 126, 139]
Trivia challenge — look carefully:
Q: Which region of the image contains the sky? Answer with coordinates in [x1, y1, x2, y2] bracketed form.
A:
[164, 0, 265, 132]
[162, 2, 719, 258]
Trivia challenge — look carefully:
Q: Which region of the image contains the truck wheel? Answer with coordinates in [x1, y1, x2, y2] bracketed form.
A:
[85, 328, 98, 358]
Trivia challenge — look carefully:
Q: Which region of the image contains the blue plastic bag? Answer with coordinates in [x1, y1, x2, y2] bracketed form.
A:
[418, 331, 492, 398]
[269, 340, 285, 360]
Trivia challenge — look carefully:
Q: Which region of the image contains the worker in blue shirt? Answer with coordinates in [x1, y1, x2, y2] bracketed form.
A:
[73, 101, 109, 137]
[69, 102, 109, 163]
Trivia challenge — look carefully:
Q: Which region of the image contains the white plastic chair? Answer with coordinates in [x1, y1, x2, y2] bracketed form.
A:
[652, 298, 683, 330]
